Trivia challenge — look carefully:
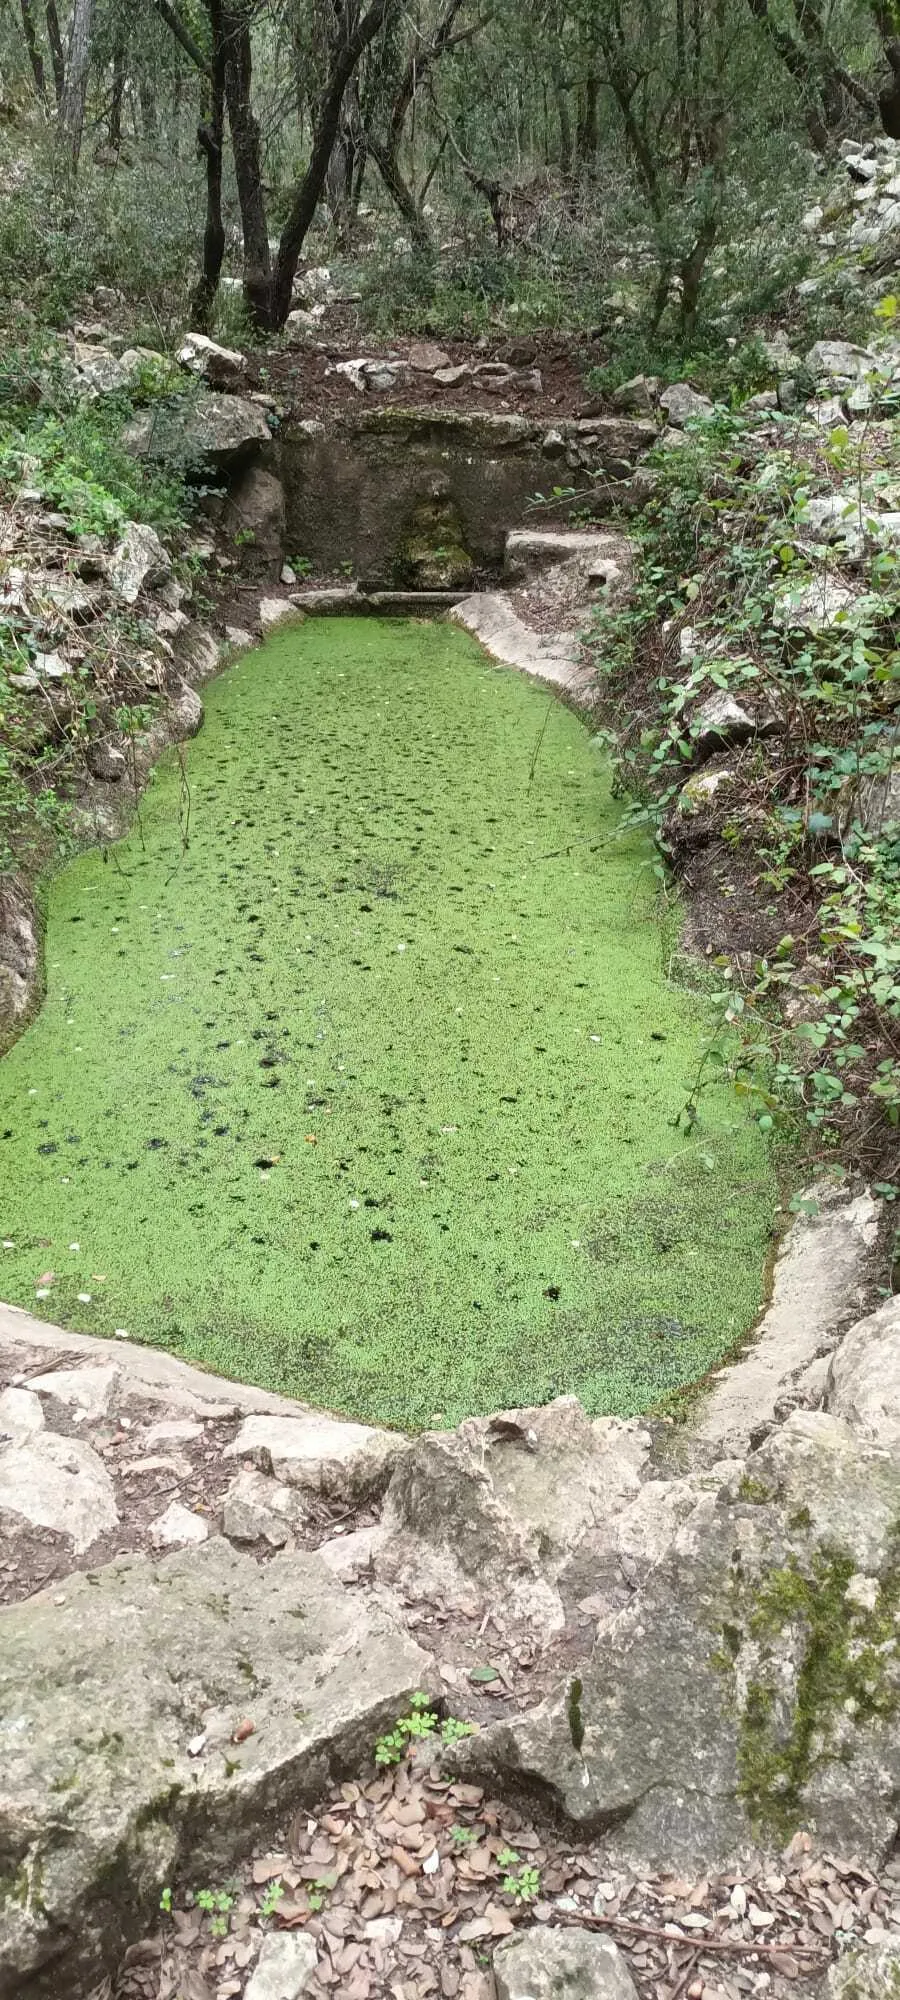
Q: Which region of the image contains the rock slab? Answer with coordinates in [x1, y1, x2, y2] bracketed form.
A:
[0, 1537, 429, 1999]
[494, 1928, 639, 2000]
[244, 1931, 318, 2000]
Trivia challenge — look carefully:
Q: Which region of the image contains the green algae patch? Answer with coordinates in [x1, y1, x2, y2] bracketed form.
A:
[734, 1541, 900, 1843]
[0, 618, 775, 1426]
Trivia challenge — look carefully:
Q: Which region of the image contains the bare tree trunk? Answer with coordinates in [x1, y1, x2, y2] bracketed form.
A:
[552, 65, 573, 176]
[576, 75, 600, 166]
[58, 0, 96, 171]
[872, 4, 900, 135]
[745, 0, 876, 148]
[45, 1, 64, 103]
[366, 130, 432, 246]
[192, 0, 226, 329]
[19, 0, 47, 101]
[364, 0, 486, 247]
[221, 0, 272, 327]
[108, 37, 126, 147]
[272, 0, 400, 328]
[149, 0, 211, 75]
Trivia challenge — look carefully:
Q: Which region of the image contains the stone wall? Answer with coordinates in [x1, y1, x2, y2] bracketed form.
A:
[279, 409, 655, 584]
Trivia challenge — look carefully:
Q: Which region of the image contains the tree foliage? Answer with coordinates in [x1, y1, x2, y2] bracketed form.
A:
[0, 0, 893, 332]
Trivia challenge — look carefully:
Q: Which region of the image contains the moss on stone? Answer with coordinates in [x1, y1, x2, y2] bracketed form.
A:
[733, 1541, 900, 1840]
[394, 495, 474, 590]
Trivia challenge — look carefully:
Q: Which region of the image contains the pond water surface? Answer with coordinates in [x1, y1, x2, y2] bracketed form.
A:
[0, 619, 775, 1427]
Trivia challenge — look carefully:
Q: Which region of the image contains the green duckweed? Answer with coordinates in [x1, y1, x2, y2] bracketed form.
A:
[0, 617, 775, 1426]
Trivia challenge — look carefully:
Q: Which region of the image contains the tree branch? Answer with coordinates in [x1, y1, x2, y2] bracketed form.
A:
[147, 0, 211, 77]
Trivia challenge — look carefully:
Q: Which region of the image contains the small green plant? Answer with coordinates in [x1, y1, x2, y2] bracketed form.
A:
[307, 1878, 331, 1914]
[374, 1693, 476, 1767]
[441, 1716, 476, 1747]
[195, 1886, 235, 1937]
[159, 1885, 173, 1915]
[450, 1824, 478, 1848]
[497, 1849, 541, 1903]
[259, 1878, 284, 1920]
[375, 1690, 438, 1766]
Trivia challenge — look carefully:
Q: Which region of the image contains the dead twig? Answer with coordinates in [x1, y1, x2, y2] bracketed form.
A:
[545, 1908, 829, 1967]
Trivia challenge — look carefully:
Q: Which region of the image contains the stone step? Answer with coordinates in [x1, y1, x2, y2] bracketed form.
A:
[503, 529, 626, 586]
[289, 587, 469, 616]
[450, 591, 593, 705]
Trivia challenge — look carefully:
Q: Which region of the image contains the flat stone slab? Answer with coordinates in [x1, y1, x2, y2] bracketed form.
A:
[225, 1410, 406, 1500]
[0, 1385, 118, 1552]
[503, 529, 627, 585]
[494, 1928, 639, 2000]
[28, 1363, 119, 1421]
[451, 593, 590, 702]
[289, 588, 469, 616]
[0, 1536, 430, 1997]
[695, 1185, 882, 1452]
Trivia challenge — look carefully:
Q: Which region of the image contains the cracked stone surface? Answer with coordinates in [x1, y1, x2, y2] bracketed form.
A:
[0, 1537, 430, 1999]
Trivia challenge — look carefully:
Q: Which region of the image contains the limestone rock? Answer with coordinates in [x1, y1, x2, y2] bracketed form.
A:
[178, 332, 247, 390]
[150, 1500, 210, 1548]
[669, 764, 735, 842]
[503, 530, 628, 588]
[125, 391, 270, 471]
[610, 374, 659, 415]
[451, 593, 585, 698]
[245, 1931, 318, 2000]
[573, 416, 657, 468]
[494, 1929, 639, 2000]
[179, 628, 220, 683]
[378, 1400, 650, 1644]
[857, 760, 900, 836]
[318, 1522, 386, 1580]
[407, 340, 452, 372]
[286, 307, 323, 337]
[223, 464, 285, 571]
[225, 1411, 405, 1502]
[145, 1418, 204, 1446]
[168, 679, 204, 739]
[380, 1428, 565, 1641]
[108, 522, 172, 605]
[807, 394, 848, 430]
[827, 1940, 900, 2000]
[259, 597, 305, 634]
[0, 878, 40, 1034]
[806, 340, 877, 388]
[225, 624, 255, 651]
[29, 1364, 119, 1421]
[458, 1409, 900, 1870]
[801, 491, 866, 557]
[659, 382, 714, 425]
[772, 574, 858, 633]
[827, 1296, 900, 1446]
[222, 1464, 307, 1546]
[0, 1386, 45, 1435]
[697, 1185, 881, 1454]
[65, 342, 130, 397]
[0, 1537, 430, 1997]
[0, 1425, 118, 1552]
[691, 690, 757, 756]
[88, 737, 127, 782]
